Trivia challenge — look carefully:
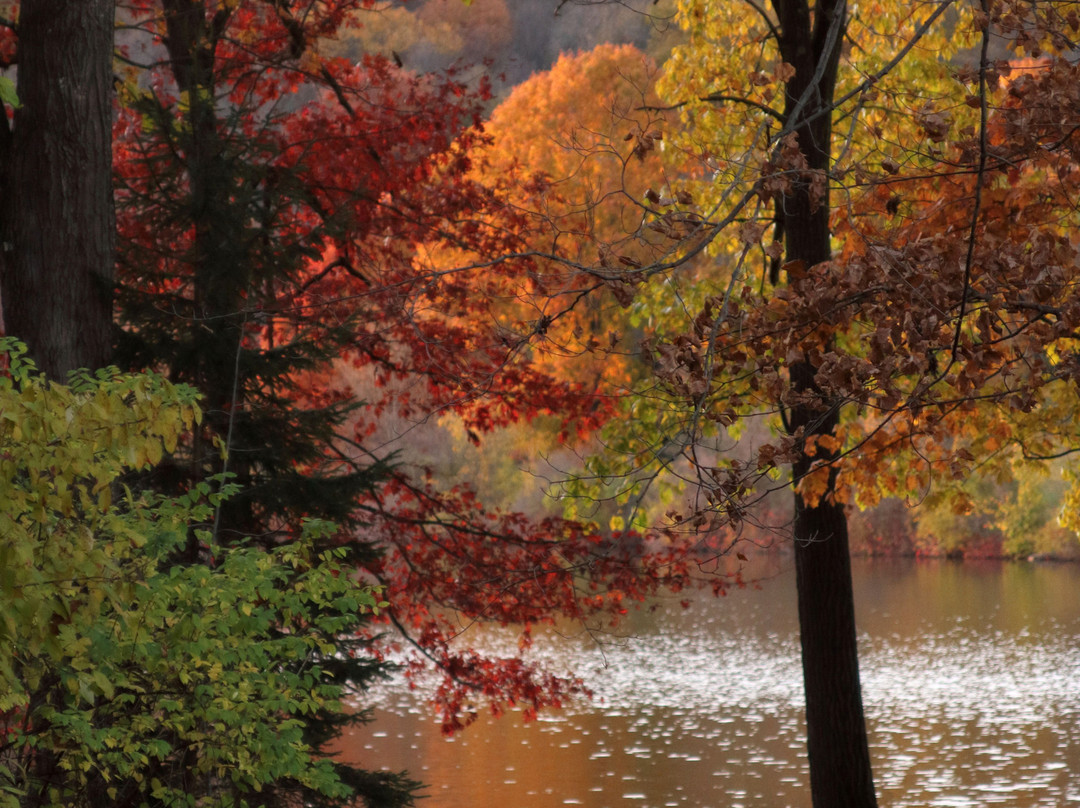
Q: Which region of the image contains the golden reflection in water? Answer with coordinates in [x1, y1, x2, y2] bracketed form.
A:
[339, 704, 813, 807]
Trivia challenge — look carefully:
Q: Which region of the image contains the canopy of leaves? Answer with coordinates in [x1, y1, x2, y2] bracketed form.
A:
[573, 1, 1080, 543]
[99, 0, 720, 739]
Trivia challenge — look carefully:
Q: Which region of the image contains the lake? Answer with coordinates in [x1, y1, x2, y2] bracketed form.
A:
[341, 558, 1080, 807]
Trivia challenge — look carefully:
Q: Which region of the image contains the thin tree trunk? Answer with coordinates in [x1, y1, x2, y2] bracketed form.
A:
[772, 0, 878, 805]
[0, 0, 115, 380]
[160, 0, 255, 544]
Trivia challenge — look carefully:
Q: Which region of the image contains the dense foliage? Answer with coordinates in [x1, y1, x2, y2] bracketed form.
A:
[579, 1, 1080, 804]
[0, 341, 404, 808]
[103, 1, 695, 741]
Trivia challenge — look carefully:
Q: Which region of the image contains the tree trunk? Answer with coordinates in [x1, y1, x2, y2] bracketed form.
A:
[0, 0, 115, 380]
[158, 0, 257, 547]
[0, 6, 114, 798]
[772, 0, 878, 805]
[789, 379, 877, 808]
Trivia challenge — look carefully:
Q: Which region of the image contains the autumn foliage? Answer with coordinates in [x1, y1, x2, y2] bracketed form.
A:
[570, 4, 1080, 805]
[5, 1, 1080, 806]
[602, 1, 1080, 542]
[104, 0, 703, 743]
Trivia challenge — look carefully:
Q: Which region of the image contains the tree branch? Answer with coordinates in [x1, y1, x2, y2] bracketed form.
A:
[947, 0, 990, 371]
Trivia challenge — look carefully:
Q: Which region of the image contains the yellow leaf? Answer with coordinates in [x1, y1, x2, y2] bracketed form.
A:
[797, 465, 831, 508]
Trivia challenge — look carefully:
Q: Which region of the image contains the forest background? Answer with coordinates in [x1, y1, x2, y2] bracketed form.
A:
[337, 0, 1080, 562]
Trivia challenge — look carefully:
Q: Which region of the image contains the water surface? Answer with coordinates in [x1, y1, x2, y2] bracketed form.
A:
[342, 558, 1080, 807]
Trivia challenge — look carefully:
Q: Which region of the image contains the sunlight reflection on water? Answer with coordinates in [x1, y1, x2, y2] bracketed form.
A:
[345, 559, 1080, 807]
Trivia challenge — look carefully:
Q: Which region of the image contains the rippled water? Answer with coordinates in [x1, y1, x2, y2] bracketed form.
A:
[342, 559, 1080, 807]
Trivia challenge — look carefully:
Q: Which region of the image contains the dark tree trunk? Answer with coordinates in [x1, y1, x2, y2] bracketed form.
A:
[166, 2, 261, 547]
[772, 0, 878, 806]
[791, 460, 876, 807]
[0, 5, 114, 797]
[0, 0, 115, 380]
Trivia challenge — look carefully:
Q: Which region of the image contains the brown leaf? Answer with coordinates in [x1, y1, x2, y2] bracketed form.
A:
[774, 61, 796, 82]
[915, 105, 952, 142]
[608, 280, 636, 308]
[782, 259, 807, 279]
[739, 221, 766, 245]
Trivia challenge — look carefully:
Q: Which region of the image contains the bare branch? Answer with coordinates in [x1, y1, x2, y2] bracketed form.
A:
[946, 0, 991, 371]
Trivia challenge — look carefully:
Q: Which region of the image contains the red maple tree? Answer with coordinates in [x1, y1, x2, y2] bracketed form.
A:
[111, 0, 705, 738]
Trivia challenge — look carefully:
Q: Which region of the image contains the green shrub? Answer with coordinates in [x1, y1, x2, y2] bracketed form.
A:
[0, 340, 390, 808]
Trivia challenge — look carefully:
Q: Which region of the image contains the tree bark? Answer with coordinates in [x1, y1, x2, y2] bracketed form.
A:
[0, 7, 114, 798]
[789, 382, 877, 808]
[0, 0, 115, 380]
[772, 0, 878, 805]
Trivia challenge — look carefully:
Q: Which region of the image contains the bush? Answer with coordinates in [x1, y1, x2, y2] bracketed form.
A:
[0, 341, 393, 808]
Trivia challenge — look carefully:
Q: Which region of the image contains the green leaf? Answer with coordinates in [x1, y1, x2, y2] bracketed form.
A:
[0, 76, 17, 109]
